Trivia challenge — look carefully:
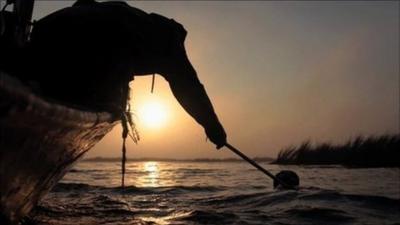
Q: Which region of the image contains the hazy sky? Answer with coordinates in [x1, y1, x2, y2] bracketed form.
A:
[32, 1, 399, 159]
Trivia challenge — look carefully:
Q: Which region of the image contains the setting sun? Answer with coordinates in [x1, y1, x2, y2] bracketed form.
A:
[138, 100, 168, 129]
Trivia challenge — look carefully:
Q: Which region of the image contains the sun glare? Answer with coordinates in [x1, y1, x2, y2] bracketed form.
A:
[136, 161, 160, 187]
[138, 100, 168, 129]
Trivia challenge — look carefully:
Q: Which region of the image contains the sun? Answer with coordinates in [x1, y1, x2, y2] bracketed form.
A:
[138, 100, 168, 129]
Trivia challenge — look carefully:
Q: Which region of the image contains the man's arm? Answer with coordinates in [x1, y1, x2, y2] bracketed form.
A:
[165, 64, 226, 149]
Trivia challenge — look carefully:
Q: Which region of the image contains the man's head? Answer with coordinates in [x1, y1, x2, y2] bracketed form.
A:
[131, 13, 190, 78]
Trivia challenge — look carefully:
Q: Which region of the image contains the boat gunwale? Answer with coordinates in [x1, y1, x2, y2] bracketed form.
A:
[0, 71, 118, 128]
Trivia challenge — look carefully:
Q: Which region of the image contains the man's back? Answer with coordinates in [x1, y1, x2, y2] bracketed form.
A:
[25, 1, 153, 110]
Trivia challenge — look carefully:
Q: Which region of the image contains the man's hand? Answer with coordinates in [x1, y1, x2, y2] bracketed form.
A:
[205, 123, 227, 149]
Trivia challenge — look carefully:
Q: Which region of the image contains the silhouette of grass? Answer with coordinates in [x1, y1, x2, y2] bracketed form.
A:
[273, 134, 400, 167]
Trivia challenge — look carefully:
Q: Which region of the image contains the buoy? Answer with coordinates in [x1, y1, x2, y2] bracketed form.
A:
[273, 170, 300, 189]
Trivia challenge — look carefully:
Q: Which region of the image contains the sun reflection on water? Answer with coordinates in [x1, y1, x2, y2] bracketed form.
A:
[138, 161, 160, 187]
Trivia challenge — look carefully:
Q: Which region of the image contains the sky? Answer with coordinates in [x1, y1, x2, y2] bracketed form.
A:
[31, 1, 399, 159]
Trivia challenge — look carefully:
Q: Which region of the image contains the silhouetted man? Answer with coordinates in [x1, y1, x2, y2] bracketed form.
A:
[22, 0, 226, 149]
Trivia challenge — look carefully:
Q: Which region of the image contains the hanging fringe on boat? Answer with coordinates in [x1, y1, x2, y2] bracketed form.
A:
[124, 103, 140, 143]
[121, 133, 127, 187]
[151, 73, 155, 93]
[120, 87, 140, 188]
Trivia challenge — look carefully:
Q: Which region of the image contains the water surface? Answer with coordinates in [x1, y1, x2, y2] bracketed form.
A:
[31, 161, 400, 225]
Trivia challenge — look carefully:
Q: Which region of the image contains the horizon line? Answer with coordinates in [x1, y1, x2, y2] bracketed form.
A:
[82, 156, 275, 162]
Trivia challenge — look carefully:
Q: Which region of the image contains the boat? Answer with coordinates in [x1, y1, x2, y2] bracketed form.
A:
[0, 1, 122, 223]
[0, 71, 118, 224]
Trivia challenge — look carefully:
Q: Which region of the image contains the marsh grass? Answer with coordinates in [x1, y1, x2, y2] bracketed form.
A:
[273, 134, 400, 167]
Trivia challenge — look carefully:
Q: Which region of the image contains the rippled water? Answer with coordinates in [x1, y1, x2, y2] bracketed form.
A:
[30, 161, 400, 225]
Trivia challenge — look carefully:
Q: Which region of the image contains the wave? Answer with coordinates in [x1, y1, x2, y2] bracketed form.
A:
[282, 207, 355, 222]
[68, 169, 105, 173]
[176, 210, 241, 224]
[40, 183, 400, 225]
[120, 185, 224, 195]
[52, 183, 400, 202]
[52, 182, 225, 195]
[51, 182, 99, 192]
[163, 168, 219, 174]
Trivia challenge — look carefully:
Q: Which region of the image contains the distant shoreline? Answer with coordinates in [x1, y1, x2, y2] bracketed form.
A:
[82, 157, 274, 163]
[83, 134, 399, 167]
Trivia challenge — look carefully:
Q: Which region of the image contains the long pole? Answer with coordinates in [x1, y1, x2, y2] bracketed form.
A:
[225, 143, 293, 189]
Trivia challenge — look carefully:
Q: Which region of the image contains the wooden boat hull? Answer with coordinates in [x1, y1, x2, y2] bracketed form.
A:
[0, 72, 118, 224]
